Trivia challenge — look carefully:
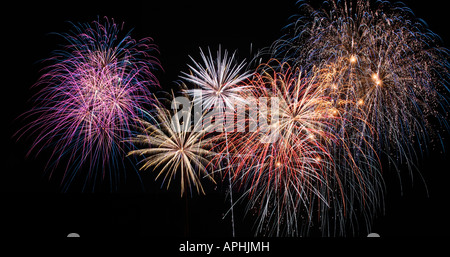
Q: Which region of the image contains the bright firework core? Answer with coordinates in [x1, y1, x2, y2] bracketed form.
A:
[372, 73, 382, 86]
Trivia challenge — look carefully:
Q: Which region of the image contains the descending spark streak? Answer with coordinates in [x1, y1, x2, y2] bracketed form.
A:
[17, 18, 160, 191]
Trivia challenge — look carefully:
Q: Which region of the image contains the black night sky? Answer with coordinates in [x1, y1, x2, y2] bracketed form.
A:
[2, 0, 450, 252]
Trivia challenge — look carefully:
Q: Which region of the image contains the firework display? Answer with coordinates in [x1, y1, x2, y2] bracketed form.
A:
[226, 63, 339, 236]
[15, 0, 449, 238]
[127, 96, 216, 196]
[272, 0, 450, 174]
[181, 47, 251, 236]
[225, 62, 383, 236]
[17, 18, 160, 191]
[181, 47, 251, 112]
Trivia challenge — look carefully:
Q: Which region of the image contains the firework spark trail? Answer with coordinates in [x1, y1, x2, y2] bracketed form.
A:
[313, 60, 386, 236]
[272, 0, 450, 182]
[181, 46, 252, 236]
[16, 18, 160, 191]
[127, 96, 216, 196]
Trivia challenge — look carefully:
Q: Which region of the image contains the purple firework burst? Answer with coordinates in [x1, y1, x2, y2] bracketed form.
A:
[17, 18, 160, 191]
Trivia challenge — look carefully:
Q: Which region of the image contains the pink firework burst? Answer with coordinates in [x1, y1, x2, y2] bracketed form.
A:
[17, 18, 160, 191]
